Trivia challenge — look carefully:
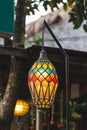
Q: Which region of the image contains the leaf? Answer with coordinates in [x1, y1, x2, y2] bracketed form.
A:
[63, 3, 67, 11]
[49, 1, 54, 11]
[83, 24, 87, 32]
[43, 1, 49, 11]
[73, 23, 81, 29]
[68, 3, 75, 9]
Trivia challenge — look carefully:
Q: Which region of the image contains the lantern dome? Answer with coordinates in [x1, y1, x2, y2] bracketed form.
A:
[28, 49, 58, 109]
[14, 99, 29, 116]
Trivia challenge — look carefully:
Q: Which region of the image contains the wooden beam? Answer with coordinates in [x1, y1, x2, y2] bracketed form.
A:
[0, 46, 28, 58]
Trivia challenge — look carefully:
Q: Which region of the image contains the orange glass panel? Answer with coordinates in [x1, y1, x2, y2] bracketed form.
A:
[29, 73, 33, 79]
[50, 73, 55, 79]
[38, 75, 44, 82]
[46, 75, 52, 82]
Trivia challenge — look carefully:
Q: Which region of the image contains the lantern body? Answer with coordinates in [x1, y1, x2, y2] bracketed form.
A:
[28, 58, 58, 109]
[14, 99, 29, 116]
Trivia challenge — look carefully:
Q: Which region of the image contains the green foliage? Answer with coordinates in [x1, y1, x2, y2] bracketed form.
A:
[83, 23, 87, 32]
[25, 0, 87, 32]
[27, 0, 39, 14]
[34, 34, 42, 45]
[43, 0, 59, 11]
[70, 121, 76, 130]
[63, 3, 68, 11]
[69, 93, 87, 119]
[26, 0, 65, 14]
[69, 0, 87, 32]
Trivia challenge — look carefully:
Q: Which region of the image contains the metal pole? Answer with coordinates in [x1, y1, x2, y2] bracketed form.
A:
[44, 20, 70, 130]
[36, 109, 43, 130]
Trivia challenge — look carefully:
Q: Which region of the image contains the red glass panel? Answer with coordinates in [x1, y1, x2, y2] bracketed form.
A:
[53, 76, 57, 83]
[32, 75, 37, 82]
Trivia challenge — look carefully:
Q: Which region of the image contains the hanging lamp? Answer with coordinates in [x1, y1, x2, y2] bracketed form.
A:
[14, 99, 29, 116]
[28, 22, 58, 109]
[28, 48, 58, 109]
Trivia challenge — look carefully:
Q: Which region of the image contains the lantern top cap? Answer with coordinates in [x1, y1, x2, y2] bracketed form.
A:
[39, 48, 47, 60]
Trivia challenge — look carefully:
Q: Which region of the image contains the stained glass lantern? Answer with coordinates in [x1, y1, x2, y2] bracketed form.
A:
[28, 49, 58, 109]
[14, 99, 29, 116]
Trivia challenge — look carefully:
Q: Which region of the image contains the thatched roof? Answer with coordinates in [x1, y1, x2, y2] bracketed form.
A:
[25, 9, 87, 52]
[26, 8, 68, 37]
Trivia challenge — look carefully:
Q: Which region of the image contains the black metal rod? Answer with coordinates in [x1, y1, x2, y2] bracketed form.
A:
[42, 25, 45, 49]
[44, 20, 70, 130]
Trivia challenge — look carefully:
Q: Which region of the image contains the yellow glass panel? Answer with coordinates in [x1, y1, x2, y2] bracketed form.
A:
[35, 86, 39, 99]
[30, 81, 34, 88]
[50, 81, 54, 88]
[39, 87, 43, 98]
[42, 80, 48, 88]
[55, 83, 58, 90]
[53, 83, 58, 94]
[49, 81, 54, 94]
[35, 80, 40, 88]
[43, 63, 47, 69]
[30, 81, 35, 96]
[37, 63, 41, 69]
[32, 63, 36, 69]
[48, 63, 53, 70]
[35, 71, 40, 78]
